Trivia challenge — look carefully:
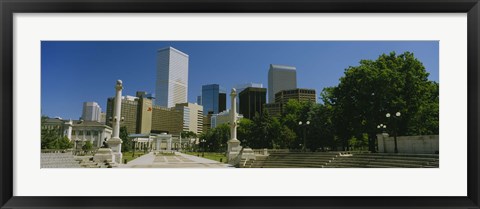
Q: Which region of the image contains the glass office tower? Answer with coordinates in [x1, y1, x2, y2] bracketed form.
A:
[201, 84, 226, 115]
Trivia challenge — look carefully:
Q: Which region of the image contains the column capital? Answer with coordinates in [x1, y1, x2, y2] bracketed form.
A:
[115, 80, 123, 91]
[230, 88, 237, 97]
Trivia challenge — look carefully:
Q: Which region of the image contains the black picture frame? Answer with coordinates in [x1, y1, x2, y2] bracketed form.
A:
[1, 0, 479, 208]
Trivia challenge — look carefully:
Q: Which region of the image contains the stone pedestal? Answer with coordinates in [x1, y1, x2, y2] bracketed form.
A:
[227, 139, 242, 164]
[376, 133, 389, 153]
[93, 148, 114, 163]
[107, 137, 122, 163]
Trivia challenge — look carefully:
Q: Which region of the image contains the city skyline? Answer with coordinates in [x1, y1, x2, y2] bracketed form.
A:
[41, 41, 439, 120]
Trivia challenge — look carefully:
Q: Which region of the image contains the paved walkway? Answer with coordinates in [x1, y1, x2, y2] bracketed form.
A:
[119, 152, 234, 168]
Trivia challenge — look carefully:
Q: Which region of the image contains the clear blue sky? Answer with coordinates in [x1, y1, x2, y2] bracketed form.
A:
[41, 41, 439, 120]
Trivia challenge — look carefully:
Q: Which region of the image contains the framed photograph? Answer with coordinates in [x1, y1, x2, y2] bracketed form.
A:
[1, 0, 479, 208]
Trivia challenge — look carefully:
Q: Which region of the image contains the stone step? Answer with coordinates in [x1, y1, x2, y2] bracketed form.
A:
[332, 158, 435, 165]
[356, 153, 439, 158]
[326, 161, 427, 168]
[253, 164, 325, 168]
[343, 156, 438, 161]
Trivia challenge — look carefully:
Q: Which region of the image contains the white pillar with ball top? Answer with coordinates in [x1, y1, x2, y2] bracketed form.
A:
[227, 88, 242, 164]
[107, 80, 123, 163]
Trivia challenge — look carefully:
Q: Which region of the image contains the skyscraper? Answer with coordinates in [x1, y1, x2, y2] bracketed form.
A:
[201, 84, 226, 115]
[175, 103, 204, 135]
[268, 64, 297, 103]
[234, 82, 263, 113]
[274, 88, 317, 104]
[264, 88, 317, 118]
[156, 46, 189, 108]
[82, 102, 101, 122]
[197, 95, 202, 105]
[106, 96, 142, 134]
[239, 87, 267, 120]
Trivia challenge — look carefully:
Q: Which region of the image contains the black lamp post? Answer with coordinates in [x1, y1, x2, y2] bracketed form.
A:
[386, 112, 401, 153]
[299, 121, 310, 152]
[132, 138, 136, 157]
[201, 139, 206, 157]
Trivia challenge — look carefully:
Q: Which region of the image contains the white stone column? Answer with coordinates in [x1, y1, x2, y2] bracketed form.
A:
[227, 88, 242, 164]
[179, 135, 182, 151]
[107, 80, 123, 163]
[97, 131, 102, 148]
[66, 120, 73, 140]
[156, 138, 161, 151]
[229, 88, 238, 142]
[112, 81, 122, 138]
[167, 138, 172, 151]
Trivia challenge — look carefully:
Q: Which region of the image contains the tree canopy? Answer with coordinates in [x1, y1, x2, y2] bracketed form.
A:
[322, 51, 439, 151]
[194, 52, 438, 152]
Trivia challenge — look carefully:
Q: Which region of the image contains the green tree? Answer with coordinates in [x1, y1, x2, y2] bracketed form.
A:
[237, 118, 254, 146]
[199, 124, 230, 152]
[41, 116, 73, 150]
[210, 124, 230, 152]
[309, 101, 336, 151]
[280, 100, 316, 150]
[56, 136, 74, 149]
[41, 127, 60, 149]
[181, 131, 197, 139]
[272, 118, 296, 149]
[120, 126, 131, 152]
[325, 51, 439, 151]
[82, 141, 93, 152]
[249, 111, 274, 149]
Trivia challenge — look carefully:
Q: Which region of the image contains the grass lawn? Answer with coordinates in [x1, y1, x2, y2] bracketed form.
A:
[122, 151, 146, 163]
[185, 152, 227, 163]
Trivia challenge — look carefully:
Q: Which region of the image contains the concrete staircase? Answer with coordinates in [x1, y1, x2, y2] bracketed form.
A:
[243, 151, 439, 168]
[41, 152, 117, 168]
[245, 152, 338, 168]
[73, 156, 104, 168]
[324, 153, 439, 168]
[41, 152, 82, 168]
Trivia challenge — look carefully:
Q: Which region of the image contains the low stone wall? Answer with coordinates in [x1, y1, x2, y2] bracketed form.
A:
[377, 134, 439, 154]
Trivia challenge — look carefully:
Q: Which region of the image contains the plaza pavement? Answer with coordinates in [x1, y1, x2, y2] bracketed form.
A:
[119, 152, 234, 168]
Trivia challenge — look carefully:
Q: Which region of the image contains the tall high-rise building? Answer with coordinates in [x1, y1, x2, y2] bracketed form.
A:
[106, 96, 140, 134]
[201, 84, 226, 115]
[106, 92, 153, 134]
[268, 64, 297, 103]
[156, 46, 189, 108]
[82, 102, 101, 122]
[175, 103, 204, 135]
[151, 105, 183, 135]
[100, 112, 107, 124]
[274, 88, 316, 104]
[234, 82, 263, 113]
[239, 87, 267, 119]
[197, 95, 202, 105]
[106, 92, 204, 136]
[264, 88, 316, 118]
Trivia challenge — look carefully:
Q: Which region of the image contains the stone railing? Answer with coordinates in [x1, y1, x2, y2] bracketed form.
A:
[231, 148, 244, 167]
[41, 149, 73, 153]
[252, 149, 269, 156]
